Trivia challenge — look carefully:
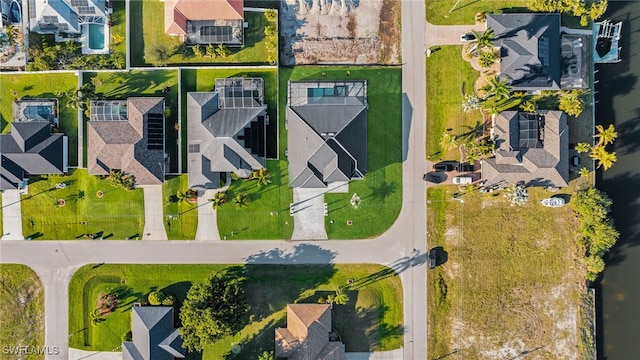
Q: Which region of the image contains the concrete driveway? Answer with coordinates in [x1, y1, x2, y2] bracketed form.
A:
[195, 189, 220, 240]
[1, 190, 24, 240]
[69, 348, 122, 360]
[291, 188, 328, 240]
[141, 186, 168, 240]
[426, 21, 486, 48]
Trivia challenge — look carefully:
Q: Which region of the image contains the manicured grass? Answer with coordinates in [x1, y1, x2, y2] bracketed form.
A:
[68, 263, 403, 356]
[110, 0, 127, 56]
[216, 160, 293, 240]
[279, 66, 403, 239]
[427, 186, 593, 358]
[426, 0, 528, 25]
[0, 264, 44, 358]
[163, 175, 198, 240]
[82, 70, 180, 172]
[425, 46, 482, 160]
[21, 169, 144, 240]
[0, 73, 79, 166]
[180, 67, 279, 166]
[130, 0, 275, 66]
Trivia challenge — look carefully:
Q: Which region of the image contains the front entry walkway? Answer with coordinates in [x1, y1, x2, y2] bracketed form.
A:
[195, 189, 220, 240]
[291, 188, 328, 240]
[1, 190, 24, 240]
[141, 185, 168, 240]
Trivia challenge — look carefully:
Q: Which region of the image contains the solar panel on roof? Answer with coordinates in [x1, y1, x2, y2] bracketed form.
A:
[199, 26, 232, 43]
[78, 6, 95, 14]
[147, 113, 164, 150]
[71, 0, 89, 6]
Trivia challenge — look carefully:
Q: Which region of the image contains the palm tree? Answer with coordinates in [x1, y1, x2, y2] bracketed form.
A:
[232, 193, 250, 208]
[594, 124, 618, 146]
[209, 191, 227, 209]
[486, 76, 512, 100]
[250, 168, 272, 187]
[579, 167, 590, 177]
[590, 146, 617, 170]
[575, 142, 591, 153]
[439, 132, 458, 152]
[176, 190, 190, 205]
[503, 184, 529, 206]
[327, 287, 350, 307]
[469, 28, 495, 54]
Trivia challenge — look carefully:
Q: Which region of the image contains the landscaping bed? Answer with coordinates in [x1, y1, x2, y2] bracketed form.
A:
[0, 264, 44, 355]
[427, 186, 594, 359]
[162, 175, 198, 240]
[68, 263, 403, 357]
[20, 169, 144, 240]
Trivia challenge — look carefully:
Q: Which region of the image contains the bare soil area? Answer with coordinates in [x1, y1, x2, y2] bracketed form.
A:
[280, 0, 400, 65]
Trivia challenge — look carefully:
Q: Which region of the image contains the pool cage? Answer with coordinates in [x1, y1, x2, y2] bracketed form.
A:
[287, 80, 368, 107]
[13, 98, 58, 124]
[89, 100, 128, 121]
[214, 78, 265, 108]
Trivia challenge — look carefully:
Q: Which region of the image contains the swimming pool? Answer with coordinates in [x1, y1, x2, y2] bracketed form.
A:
[22, 105, 53, 122]
[88, 24, 105, 50]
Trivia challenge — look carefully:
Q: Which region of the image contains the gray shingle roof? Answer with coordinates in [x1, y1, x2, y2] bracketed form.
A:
[122, 306, 184, 360]
[1, 121, 67, 190]
[483, 110, 569, 187]
[287, 81, 367, 189]
[488, 13, 561, 90]
[186, 78, 267, 190]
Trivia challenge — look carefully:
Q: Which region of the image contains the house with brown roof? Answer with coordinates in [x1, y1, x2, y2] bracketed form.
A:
[275, 304, 345, 360]
[482, 110, 569, 187]
[164, 0, 244, 46]
[87, 97, 166, 185]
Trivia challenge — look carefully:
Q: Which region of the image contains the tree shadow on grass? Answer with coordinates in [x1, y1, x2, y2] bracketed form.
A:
[367, 181, 398, 202]
[222, 318, 279, 360]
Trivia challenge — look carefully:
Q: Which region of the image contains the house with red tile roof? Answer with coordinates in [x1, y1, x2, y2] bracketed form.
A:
[164, 0, 244, 46]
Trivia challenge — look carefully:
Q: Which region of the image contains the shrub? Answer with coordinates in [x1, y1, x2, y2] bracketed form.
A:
[148, 290, 166, 306]
[162, 294, 176, 306]
[122, 330, 132, 342]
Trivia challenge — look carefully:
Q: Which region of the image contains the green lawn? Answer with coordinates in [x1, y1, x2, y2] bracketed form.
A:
[426, 46, 482, 160]
[110, 0, 127, 56]
[279, 67, 403, 239]
[130, 0, 275, 66]
[68, 263, 403, 357]
[82, 70, 180, 172]
[426, 186, 593, 358]
[162, 175, 198, 240]
[426, 0, 528, 25]
[216, 160, 293, 240]
[0, 264, 44, 360]
[21, 169, 144, 240]
[0, 73, 79, 166]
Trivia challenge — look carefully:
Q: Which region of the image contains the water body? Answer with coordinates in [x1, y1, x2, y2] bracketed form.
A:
[595, 1, 640, 358]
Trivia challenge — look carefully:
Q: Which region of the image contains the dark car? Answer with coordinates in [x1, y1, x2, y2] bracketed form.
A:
[457, 162, 475, 172]
[460, 32, 476, 42]
[423, 172, 446, 183]
[428, 248, 438, 269]
[433, 161, 457, 172]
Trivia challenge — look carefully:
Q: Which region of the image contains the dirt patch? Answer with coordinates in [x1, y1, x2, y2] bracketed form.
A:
[280, 0, 401, 65]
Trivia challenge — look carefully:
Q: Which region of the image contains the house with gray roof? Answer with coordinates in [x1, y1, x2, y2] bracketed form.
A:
[287, 80, 367, 189]
[275, 304, 345, 360]
[488, 13, 588, 91]
[1, 99, 68, 191]
[122, 306, 185, 360]
[87, 97, 165, 185]
[483, 110, 569, 187]
[187, 77, 267, 190]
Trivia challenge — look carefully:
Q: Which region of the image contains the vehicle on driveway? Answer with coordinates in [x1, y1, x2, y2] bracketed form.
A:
[433, 161, 457, 172]
[423, 172, 446, 183]
[428, 248, 437, 269]
[457, 162, 475, 172]
[461, 32, 476, 42]
[453, 176, 473, 185]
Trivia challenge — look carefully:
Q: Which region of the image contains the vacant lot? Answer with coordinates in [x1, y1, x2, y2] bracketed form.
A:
[69, 263, 403, 358]
[426, 0, 528, 25]
[280, 0, 401, 65]
[0, 264, 44, 360]
[21, 169, 144, 240]
[427, 186, 594, 359]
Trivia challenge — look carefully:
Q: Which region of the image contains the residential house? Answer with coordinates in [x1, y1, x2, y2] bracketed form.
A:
[287, 80, 367, 189]
[487, 13, 588, 91]
[87, 97, 166, 185]
[165, 0, 244, 46]
[0, 99, 68, 191]
[275, 304, 345, 360]
[187, 77, 267, 190]
[29, 0, 110, 54]
[122, 306, 185, 360]
[483, 110, 569, 187]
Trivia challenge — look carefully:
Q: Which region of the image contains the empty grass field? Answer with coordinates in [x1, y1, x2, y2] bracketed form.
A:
[162, 175, 198, 240]
[427, 186, 594, 359]
[0, 264, 44, 360]
[0, 73, 79, 166]
[20, 169, 144, 240]
[279, 66, 403, 239]
[426, 0, 528, 25]
[68, 263, 403, 358]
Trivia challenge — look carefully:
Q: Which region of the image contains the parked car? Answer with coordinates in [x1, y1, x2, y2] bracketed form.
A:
[461, 32, 476, 42]
[457, 162, 475, 172]
[453, 176, 473, 185]
[423, 172, 445, 183]
[428, 248, 438, 269]
[433, 161, 457, 172]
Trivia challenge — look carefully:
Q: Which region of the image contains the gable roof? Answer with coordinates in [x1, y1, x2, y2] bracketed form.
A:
[122, 306, 185, 360]
[165, 0, 243, 34]
[87, 98, 165, 185]
[275, 304, 344, 360]
[187, 78, 267, 190]
[1, 120, 67, 190]
[483, 111, 569, 187]
[488, 13, 561, 90]
[287, 81, 368, 189]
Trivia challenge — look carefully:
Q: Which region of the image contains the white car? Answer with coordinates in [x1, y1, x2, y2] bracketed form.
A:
[453, 176, 473, 185]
